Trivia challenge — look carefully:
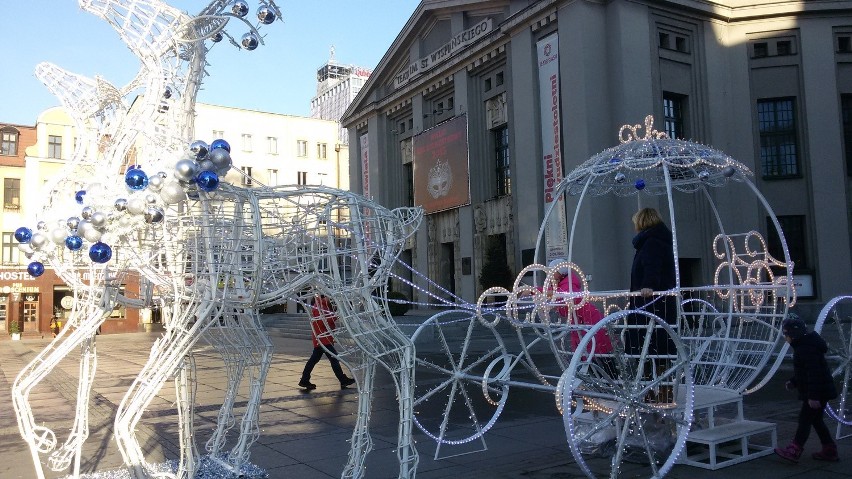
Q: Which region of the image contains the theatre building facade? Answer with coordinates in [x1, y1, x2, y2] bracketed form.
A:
[342, 0, 852, 315]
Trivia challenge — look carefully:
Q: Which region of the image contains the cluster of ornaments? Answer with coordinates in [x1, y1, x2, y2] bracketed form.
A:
[211, 0, 279, 51]
[14, 139, 233, 277]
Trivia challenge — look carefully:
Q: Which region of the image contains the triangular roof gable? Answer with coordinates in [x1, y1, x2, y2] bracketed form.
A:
[343, 0, 510, 126]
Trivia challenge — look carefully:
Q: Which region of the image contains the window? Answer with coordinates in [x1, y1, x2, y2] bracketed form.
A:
[675, 36, 687, 53]
[658, 32, 670, 49]
[48, 135, 62, 159]
[297, 171, 307, 185]
[268, 168, 278, 185]
[267, 136, 277, 154]
[758, 98, 799, 178]
[240, 166, 252, 186]
[2, 232, 19, 264]
[1, 128, 18, 156]
[662, 93, 686, 139]
[753, 42, 768, 58]
[297, 140, 307, 157]
[4, 178, 20, 210]
[317, 142, 327, 160]
[839, 36, 852, 53]
[241, 134, 252, 152]
[843, 94, 852, 176]
[213, 129, 224, 139]
[494, 126, 510, 197]
[776, 40, 792, 56]
[767, 215, 807, 273]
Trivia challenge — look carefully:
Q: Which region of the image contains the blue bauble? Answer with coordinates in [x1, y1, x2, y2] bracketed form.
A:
[609, 157, 621, 164]
[635, 179, 646, 190]
[14, 227, 32, 243]
[65, 235, 83, 251]
[75, 190, 86, 204]
[89, 242, 112, 263]
[27, 261, 45, 277]
[125, 168, 149, 190]
[196, 171, 220, 192]
[211, 31, 223, 43]
[210, 138, 230, 152]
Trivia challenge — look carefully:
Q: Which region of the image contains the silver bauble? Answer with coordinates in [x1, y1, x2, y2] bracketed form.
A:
[30, 232, 47, 250]
[37, 221, 48, 231]
[148, 175, 164, 192]
[241, 32, 259, 51]
[18, 243, 34, 255]
[232, 0, 249, 17]
[82, 224, 102, 243]
[208, 148, 232, 170]
[257, 6, 276, 24]
[76, 219, 92, 235]
[127, 197, 147, 215]
[115, 198, 128, 212]
[66, 216, 80, 230]
[174, 159, 200, 182]
[198, 159, 215, 172]
[698, 170, 710, 181]
[615, 172, 626, 184]
[189, 140, 209, 159]
[158, 171, 168, 179]
[91, 212, 108, 229]
[160, 182, 187, 205]
[144, 207, 165, 224]
[50, 228, 67, 244]
[81, 206, 94, 220]
[723, 166, 736, 177]
[145, 194, 158, 204]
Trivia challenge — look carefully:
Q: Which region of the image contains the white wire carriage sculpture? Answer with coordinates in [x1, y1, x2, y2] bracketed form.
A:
[407, 116, 849, 479]
[11, 1, 424, 479]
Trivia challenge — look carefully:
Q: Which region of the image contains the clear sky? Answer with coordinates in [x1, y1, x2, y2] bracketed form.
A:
[0, 1, 420, 126]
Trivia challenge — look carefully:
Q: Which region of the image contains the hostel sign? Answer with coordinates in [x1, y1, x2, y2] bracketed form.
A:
[394, 18, 493, 89]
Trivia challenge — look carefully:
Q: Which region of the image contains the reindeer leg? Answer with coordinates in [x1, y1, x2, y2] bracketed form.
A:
[174, 353, 199, 479]
[227, 310, 272, 469]
[115, 325, 202, 479]
[342, 355, 374, 479]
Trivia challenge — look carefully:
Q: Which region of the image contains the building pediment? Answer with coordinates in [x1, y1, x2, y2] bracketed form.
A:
[342, 0, 512, 126]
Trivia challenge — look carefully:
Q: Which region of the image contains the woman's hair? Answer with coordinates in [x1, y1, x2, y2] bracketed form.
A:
[632, 208, 664, 232]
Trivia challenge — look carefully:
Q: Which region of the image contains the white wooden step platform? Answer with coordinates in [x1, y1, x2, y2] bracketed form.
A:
[677, 385, 777, 470]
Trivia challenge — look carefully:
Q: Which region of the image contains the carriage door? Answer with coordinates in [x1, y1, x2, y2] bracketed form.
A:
[22, 294, 38, 332]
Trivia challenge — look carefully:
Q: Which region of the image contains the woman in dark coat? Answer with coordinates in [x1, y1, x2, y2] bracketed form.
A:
[625, 208, 678, 405]
[774, 315, 840, 463]
[626, 208, 677, 354]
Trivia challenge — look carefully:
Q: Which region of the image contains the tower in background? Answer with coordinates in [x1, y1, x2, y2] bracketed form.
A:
[310, 46, 371, 144]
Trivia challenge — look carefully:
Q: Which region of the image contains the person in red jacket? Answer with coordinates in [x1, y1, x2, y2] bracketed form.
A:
[298, 295, 356, 390]
[547, 259, 615, 377]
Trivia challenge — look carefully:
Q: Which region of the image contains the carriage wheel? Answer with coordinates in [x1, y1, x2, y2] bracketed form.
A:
[814, 295, 852, 439]
[561, 311, 694, 479]
[410, 310, 510, 448]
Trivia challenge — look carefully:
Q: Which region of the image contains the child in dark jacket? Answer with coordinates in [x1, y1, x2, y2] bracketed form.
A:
[774, 315, 839, 463]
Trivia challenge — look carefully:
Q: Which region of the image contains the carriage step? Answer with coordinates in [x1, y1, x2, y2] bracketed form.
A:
[680, 420, 776, 470]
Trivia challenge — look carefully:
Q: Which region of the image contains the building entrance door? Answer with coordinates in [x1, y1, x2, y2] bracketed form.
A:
[23, 301, 38, 332]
